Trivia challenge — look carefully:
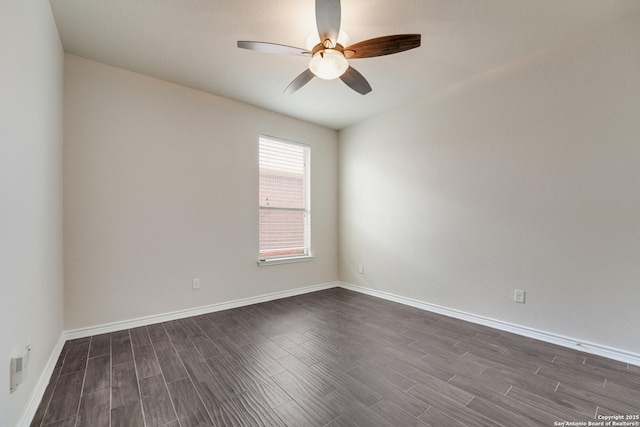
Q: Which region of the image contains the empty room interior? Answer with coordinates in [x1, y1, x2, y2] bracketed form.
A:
[2, 0, 640, 426]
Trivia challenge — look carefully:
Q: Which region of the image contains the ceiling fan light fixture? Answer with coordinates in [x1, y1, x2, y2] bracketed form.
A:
[237, 1, 421, 94]
[309, 49, 348, 80]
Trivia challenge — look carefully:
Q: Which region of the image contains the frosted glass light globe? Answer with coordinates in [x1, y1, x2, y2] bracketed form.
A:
[309, 49, 349, 80]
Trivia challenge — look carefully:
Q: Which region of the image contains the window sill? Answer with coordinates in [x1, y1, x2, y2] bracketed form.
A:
[257, 255, 314, 267]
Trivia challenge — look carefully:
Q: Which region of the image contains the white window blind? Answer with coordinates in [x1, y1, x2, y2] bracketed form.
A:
[259, 136, 310, 260]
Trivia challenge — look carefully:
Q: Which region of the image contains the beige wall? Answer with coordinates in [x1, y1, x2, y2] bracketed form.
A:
[339, 13, 640, 354]
[63, 55, 339, 331]
[7, 5, 638, 424]
[0, 0, 64, 425]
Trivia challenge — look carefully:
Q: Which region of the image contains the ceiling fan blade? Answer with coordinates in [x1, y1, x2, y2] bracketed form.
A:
[237, 41, 310, 56]
[316, 0, 341, 48]
[340, 66, 372, 95]
[284, 69, 316, 94]
[343, 34, 421, 59]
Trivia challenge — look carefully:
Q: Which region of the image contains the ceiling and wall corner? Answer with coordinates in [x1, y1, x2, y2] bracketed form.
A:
[49, 0, 640, 130]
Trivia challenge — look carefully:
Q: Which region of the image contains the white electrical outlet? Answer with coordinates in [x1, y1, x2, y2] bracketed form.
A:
[358, 265, 364, 274]
[514, 289, 526, 303]
[192, 278, 201, 290]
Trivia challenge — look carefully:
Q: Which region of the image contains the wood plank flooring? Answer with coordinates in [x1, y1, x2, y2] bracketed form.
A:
[30, 288, 640, 427]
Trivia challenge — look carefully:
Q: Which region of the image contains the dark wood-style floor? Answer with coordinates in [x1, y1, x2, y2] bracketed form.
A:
[31, 288, 640, 427]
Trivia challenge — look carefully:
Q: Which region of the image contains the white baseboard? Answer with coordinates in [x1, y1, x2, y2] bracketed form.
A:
[339, 282, 640, 367]
[20, 281, 337, 427]
[19, 334, 66, 427]
[64, 281, 339, 340]
[20, 278, 640, 427]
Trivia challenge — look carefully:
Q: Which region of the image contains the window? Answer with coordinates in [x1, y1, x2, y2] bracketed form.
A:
[258, 136, 311, 264]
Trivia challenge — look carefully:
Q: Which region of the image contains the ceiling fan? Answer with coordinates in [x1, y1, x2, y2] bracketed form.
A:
[237, 0, 421, 95]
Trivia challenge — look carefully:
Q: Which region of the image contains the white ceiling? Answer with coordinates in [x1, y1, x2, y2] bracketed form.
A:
[50, 0, 640, 130]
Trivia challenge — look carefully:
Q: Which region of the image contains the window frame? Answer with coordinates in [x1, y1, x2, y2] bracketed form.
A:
[257, 135, 312, 266]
